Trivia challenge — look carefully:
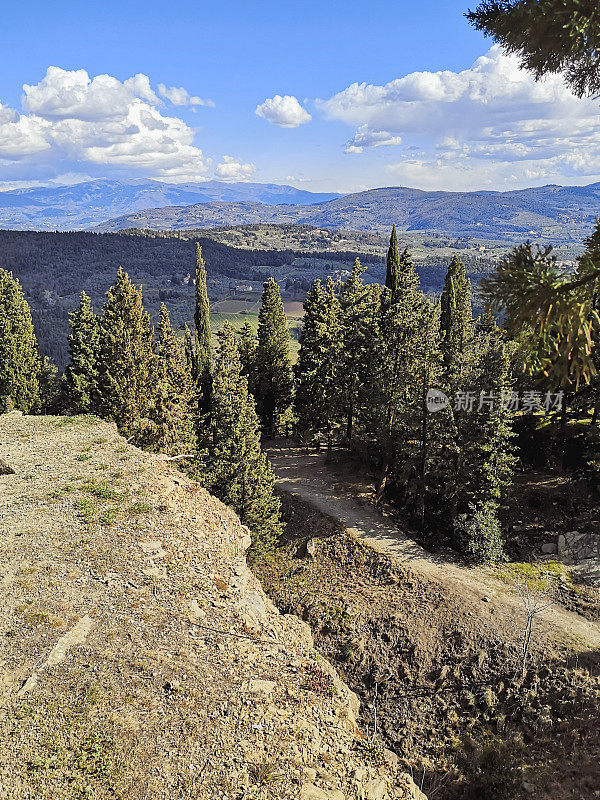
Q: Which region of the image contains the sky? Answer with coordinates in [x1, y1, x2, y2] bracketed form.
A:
[1, 0, 599, 194]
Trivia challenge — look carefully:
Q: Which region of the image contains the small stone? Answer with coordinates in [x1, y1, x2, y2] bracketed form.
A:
[481, 596, 490, 603]
[541, 543, 557, 554]
[306, 538, 317, 558]
[0, 458, 15, 475]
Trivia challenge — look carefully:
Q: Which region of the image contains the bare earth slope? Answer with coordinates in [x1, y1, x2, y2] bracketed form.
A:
[0, 413, 424, 800]
[267, 444, 600, 653]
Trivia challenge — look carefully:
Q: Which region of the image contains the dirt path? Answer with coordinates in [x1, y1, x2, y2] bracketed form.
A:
[267, 442, 600, 653]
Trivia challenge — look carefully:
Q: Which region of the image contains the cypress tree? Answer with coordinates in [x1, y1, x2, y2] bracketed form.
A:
[385, 224, 400, 297]
[183, 324, 198, 386]
[96, 268, 156, 437]
[254, 277, 293, 432]
[194, 243, 212, 414]
[339, 258, 380, 440]
[237, 319, 257, 380]
[199, 322, 283, 556]
[64, 291, 100, 412]
[0, 269, 40, 413]
[294, 277, 342, 445]
[140, 303, 195, 454]
[440, 255, 474, 383]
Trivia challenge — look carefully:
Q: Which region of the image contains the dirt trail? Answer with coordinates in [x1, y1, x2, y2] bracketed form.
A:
[267, 442, 600, 653]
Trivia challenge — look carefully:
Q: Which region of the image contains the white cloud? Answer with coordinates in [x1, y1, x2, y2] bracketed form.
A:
[319, 45, 600, 189]
[215, 155, 256, 181]
[344, 124, 403, 153]
[255, 94, 312, 128]
[0, 66, 251, 185]
[157, 83, 214, 107]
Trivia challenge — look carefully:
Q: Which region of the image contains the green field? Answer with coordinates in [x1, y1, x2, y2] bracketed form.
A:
[209, 298, 303, 359]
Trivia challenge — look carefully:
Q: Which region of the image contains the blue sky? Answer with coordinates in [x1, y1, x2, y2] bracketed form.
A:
[1, 0, 599, 193]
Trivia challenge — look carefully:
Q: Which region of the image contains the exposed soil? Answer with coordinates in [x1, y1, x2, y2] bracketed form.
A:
[0, 413, 423, 800]
[258, 443, 600, 799]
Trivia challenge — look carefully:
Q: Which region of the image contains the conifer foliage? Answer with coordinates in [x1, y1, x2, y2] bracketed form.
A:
[64, 292, 100, 412]
[95, 267, 156, 437]
[199, 321, 283, 556]
[0, 269, 40, 413]
[193, 243, 212, 415]
[254, 277, 293, 432]
[294, 277, 342, 442]
[139, 303, 195, 454]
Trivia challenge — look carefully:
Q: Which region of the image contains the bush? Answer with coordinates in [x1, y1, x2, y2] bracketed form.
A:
[456, 502, 506, 564]
[455, 733, 524, 800]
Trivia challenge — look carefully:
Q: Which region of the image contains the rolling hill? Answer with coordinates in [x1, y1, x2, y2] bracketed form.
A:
[97, 182, 600, 243]
[0, 179, 341, 230]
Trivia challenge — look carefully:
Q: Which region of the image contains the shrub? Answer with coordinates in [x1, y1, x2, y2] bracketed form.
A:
[456, 502, 506, 564]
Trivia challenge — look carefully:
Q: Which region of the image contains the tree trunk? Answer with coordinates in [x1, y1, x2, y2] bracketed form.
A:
[560, 391, 569, 472]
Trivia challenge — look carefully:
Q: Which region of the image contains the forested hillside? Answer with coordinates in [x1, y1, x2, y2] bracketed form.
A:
[0, 228, 494, 367]
[97, 182, 600, 243]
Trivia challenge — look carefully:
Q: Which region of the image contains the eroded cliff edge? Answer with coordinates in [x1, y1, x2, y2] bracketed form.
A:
[0, 412, 425, 800]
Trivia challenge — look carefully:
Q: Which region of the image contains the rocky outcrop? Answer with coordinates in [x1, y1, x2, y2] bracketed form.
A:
[558, 531, 600, 585]
[0, 412, 424, 800]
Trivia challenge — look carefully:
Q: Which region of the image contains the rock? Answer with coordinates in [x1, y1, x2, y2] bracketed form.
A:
[364, 778, 388, 800]
[243, 679, 277, 697]
[306, 538, 317, 558]
[185, 598, 206, 623]
[557, 534, 567, 557]
[541, 543, 557, 554]
[0, 458, 14, 475]
[300, 785, 344, 800]
[481, 596, 490, 603]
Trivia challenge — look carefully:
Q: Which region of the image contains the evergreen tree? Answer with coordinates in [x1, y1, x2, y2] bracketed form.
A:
[183, 324, 199, 387]
[254, 277, 293, 432]
[64, 291, 100, 412]
[373, 254, 427, 502]
[38, 356, 60, 414]
[139, 303, 195, 454]
[466, 0, 600, 97]
[237, 319, 257, 380]
[96, 268, 156, 437]
[0, 269, 40, 413]
[294, 277, 342, 445]
[339, 258, 380, 440]
[385, 224, 400, 298]
[440, 255, 474, 389]
[193, 243, 212, 414]
[199, 322, 283, 556]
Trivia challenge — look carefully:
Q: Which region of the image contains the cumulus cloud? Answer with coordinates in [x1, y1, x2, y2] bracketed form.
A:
[157, 83, 214, 107]
[0, 66, 250, 185]
[344, 124, 403, 153]
[319, 45, 600, 189]
[215, 155, 256, 181]
[255, 95, 312, 128]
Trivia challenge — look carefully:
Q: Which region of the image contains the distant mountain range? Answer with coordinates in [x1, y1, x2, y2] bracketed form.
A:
[97, 183, 600, 244]
[0, 179, 341, 230]
[1, 178, 599, 244]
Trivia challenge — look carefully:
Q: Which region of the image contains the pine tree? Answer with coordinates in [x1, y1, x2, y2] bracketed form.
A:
[96, 268, 156, 437]
[0, 269, 40, 413]
[64, 291, 100, 412]
[199, 322, 283, 556]
[294, 277, 342, 445]
[254, 277, 293, 432]
[194, 243, 212, 414]
[139, 303, 195, 454]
